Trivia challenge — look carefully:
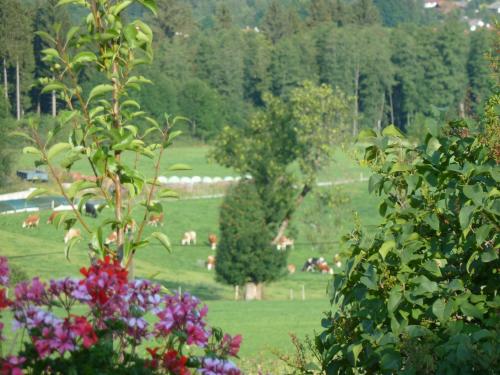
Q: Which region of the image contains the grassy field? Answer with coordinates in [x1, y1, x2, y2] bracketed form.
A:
[0, 145, 380, 372]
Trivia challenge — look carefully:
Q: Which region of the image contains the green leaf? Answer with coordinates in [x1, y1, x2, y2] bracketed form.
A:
[406, 325, 431, 338]
[379, 240, 395, 260]
[463, 184, 484, 205]
[23, 146, 42, 156]
[47, 143, 71, 161]
[64, 234, 81, 260]
[41, 82, 66, 94]
[151, 232, 171, 253]
[26, 188, 50, 200]
[459, 205, 475, 230]
[158, 188, 180, 199]
[382, 125, 404, 138]
[460, 302, 483, 319]
[357, 128, 377, 141]
[380, 351, 401, 371]
[390, 162, 411, 174]
[349, 343, 363, 365]
[432, 298, 452, 322]
[111, 0, 134, 15]
[72, 51, 97, 64]
[168, 163, 192, 171]
[388, 287, 402, 313]
[476, 224, 493, 246]
[87, 84, 113, 103]
[137, 0, 157, 15]
[426, 137, 441, 155]
[10, 131, 34, 142]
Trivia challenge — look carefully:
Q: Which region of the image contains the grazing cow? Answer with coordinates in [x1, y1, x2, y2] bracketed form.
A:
[181, 231, 197, 245]
[22, 214, 40, 228]
[302, 257, 333, 274]
[208, 234, 218, 250]
[287, 264, 296, 274]
[46, 211, 59, 225]
[85, 202, 98, 218]
[105, 231, 118, 245]
[148, 213, 164, 227]
[276, 236, 294, 251]
[64, 228, 81, 244]
[206, 255, 216, 271]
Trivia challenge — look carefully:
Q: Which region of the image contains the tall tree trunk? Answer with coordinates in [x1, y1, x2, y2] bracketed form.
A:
[52, 90, 57, 117]
[377, 92, 385, 133]
[3, 58, 7, 102]
[389, 88, 394, 125]
[244, 282, 263, 300]
[16, 58, 21, 120]
[353, 64, 359, 137]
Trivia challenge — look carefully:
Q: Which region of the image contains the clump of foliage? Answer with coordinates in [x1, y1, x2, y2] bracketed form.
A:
[0, 256, 242, 374]
[315, 122, 499, 373]
[212, 81, 350, 243]
[216, 180, 287, 296]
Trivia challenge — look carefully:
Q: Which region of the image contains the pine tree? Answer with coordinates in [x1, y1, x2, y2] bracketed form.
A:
[216, 180, 287, 300]
[466, 29, 494, 116]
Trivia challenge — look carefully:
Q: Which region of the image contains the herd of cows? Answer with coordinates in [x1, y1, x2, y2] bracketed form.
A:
[20, 203, 338, 275]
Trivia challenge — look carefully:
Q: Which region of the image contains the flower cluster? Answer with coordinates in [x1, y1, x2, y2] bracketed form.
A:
[199, 358, 241, 375]
[0, 256, 242, 374]
[155, 293, 210, 347]
[0, 258, 25, 375]
[79, 256, 129, 325]
[146, 348, 190, 375]
[31, 315, 97, 358]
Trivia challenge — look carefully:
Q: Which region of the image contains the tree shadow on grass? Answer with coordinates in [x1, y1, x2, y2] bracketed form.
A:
[154, 279, 227, 300]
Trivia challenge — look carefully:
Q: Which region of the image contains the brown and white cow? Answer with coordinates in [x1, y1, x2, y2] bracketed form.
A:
[287, 264, 296, 274]
[64, 228, 81, 244]
[22, 214, 40, 229]
[276, 236, 294, 251]
[46, 211, 59, 225]
[148, 213, 164, 227]
[206, 255, 216, 270]
[208, 234, 218, 250]
[181, 231, 197, 245]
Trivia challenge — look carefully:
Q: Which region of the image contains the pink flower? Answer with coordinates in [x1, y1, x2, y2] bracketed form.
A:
[1, 355, 26, 375]
[0, 257, 9, 286]
[154, 293, 210, 348]
[220, 334, 242, 357]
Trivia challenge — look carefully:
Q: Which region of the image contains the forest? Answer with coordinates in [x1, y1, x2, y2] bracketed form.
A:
[0, 0, 497, 143]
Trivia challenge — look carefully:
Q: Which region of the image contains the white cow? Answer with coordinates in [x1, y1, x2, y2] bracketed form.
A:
[181, 231, 197, 245]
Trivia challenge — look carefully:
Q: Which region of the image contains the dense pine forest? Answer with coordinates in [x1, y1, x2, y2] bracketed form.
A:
[0, 0, 497, 146]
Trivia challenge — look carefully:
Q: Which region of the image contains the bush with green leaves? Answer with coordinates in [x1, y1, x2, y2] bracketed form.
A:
[216, 180, 287, 297]
[316, 123, 499, 374]
[14, 0, 185, 272]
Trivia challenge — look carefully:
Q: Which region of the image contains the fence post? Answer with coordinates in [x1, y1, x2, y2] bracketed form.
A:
[234, 285, 239, 300]
[178, 286, 182, 296]
[302, 284, 305, 300]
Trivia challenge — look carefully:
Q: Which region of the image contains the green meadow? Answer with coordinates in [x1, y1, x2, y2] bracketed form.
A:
[0, 145, 380, 372]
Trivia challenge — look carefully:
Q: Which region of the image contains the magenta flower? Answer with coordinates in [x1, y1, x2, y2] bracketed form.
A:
[154, 293, 210, 348]
[199, 357, 241, 375]
[0, 257, 9, 286]
[220, 334, 242, 357]
[1, 355, 26, 375]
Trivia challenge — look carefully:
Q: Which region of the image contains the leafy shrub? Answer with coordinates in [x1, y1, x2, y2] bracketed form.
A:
[0, 256, 242, 374]
[315, 123, 499, 374]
